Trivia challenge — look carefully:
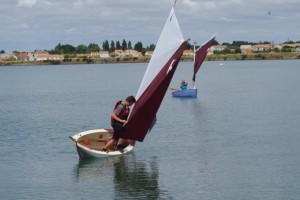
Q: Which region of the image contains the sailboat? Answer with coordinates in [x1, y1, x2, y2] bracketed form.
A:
[171, 35, 216, 98]
[69, 5, 188, 158]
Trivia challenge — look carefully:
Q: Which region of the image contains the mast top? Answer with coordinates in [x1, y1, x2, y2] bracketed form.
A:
[173, 0, 177, 8]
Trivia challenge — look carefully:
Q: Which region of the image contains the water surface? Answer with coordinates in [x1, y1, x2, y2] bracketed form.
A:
[0, 60, 299, 200]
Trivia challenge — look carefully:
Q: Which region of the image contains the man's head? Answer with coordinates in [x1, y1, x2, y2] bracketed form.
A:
[125, 96, 136, 106]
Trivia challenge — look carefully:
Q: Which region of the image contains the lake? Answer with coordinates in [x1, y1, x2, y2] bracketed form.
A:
[0, 60, 300, 200]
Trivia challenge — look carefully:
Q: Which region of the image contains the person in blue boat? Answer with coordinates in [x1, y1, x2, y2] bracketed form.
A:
[102, 95, 136, 152]
[180, 80, 188, 90]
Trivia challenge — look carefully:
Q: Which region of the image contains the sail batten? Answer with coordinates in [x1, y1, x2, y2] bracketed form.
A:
[124, 8, 187, 142]
[192, 35, 216, 82]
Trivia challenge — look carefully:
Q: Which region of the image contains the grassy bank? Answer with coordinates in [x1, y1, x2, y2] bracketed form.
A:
[206, 52, 300, 61]
[1, 52, 300, 66]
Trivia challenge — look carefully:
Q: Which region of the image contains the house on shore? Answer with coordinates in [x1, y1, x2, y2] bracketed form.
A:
[145, 51, 154, 56]
[280, 43, 300, 52]
[114, 49, 142, 57]
[16, 52, 29, 61]
[99, 51, 110, 58]
[76, 53, 90, 58]
[0, 53, 16, 61]
[252, 44, 273, 52]
[28, 51, 63, 61]
[90, 52, 100, 57]
[90, 51, 110, 58]
[210, 45, 227, 54]
[240, 45, 252, 54]
[183, 49, 193, 56]
[114, 49, 123, 57]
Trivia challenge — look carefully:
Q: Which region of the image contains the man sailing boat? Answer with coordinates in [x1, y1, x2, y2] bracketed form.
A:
[102, 96, 136, 152]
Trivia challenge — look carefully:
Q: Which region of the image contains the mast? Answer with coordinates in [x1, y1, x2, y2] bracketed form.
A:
[193, 42, 196, 89]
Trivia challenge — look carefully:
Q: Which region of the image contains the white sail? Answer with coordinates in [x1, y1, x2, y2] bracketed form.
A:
[136, 8, 184, 100]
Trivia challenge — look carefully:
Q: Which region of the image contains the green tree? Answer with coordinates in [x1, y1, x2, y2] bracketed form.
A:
[282, 46, 292, 52]
[134, 41, 143, 52]
[234, 48, 241, 54]
[128, 41, 132, 49]
[223, 47, 232, 54]
[222, 42, 231, 46]
[186, 43, 192, 50]
[122, 39, 127, 50]
[273, 47, 280, 52]
[88, 43, 100, 52]
[212, 40, 219, 45]
[102, 40, 109, 51]
[54, 43, 62, 54]
[1, 50, 5, 54]
[232, 40, 254, 47]
[110, 41, 115, 52]
[76, 44, 88, 54]
[116, 41, 121, 49]
[147, 44, 155, 51]
[59, 44, 76, 54]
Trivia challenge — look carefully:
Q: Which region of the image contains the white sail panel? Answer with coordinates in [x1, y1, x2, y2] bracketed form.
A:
[136, 8, 184, 100]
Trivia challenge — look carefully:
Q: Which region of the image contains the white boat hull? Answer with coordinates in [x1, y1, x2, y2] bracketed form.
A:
[69, 129, 134, 158]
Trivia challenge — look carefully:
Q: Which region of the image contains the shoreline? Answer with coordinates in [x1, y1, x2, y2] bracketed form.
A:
[1, 52, 299, 66]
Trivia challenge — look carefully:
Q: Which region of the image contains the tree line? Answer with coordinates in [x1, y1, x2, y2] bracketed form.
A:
[48, 39, 158, 55]
[2, 39, 299, 55]
[48, 39, 218, 55]
[1, 39, 211, 54]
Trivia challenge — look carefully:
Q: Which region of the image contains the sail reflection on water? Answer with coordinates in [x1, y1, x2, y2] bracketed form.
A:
[73, 154, 171, 199]
[113, 155, 171, 200]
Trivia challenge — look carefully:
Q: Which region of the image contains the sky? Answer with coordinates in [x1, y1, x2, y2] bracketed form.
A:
[1, 0, 300, 52]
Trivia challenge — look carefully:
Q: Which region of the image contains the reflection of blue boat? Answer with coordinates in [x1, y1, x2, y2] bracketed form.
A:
[172, 88, 197, 97]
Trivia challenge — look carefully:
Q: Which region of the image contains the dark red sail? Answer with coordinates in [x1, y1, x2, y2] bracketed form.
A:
[124, 41, 188, 142]
[192, 36, 215, 82]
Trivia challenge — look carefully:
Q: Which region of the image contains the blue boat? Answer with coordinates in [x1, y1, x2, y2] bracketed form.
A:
[171, 35, 216, 98]
[172, 88, 197, 97]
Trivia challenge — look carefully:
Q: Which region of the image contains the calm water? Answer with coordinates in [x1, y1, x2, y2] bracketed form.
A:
[0, 60, 300, 200]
